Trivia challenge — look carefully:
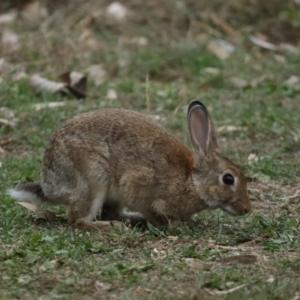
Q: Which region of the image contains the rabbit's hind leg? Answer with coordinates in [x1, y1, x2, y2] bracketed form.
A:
[68, 186, 110, 231]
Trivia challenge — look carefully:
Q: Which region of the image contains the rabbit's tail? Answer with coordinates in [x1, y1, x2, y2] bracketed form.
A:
[8, 183, 53, 205]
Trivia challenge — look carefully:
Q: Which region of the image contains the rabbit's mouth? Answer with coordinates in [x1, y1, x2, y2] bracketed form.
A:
[220, 206, 237, 216]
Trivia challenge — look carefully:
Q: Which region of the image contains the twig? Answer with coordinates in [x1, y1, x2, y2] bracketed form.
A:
[210, 13, 240, 42]
[145, 73, 150, 112]
[241, 235, 268, 246]
[0, 129, 37, 146]
[204, 282, 253, 296]
[282, 190, 300, 201]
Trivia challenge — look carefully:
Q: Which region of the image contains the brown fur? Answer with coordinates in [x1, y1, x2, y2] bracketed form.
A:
[9, 102, 251, 230]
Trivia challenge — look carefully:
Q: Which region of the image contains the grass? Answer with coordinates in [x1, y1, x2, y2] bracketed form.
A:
[0, 1, 300, 299]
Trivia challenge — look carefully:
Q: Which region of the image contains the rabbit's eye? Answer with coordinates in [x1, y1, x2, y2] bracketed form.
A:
[223, 174, 234, 185]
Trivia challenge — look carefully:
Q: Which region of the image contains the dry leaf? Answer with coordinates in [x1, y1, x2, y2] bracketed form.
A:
[273, 54, 286, 63]
[86, 65, 106, 86]
[0, 107, 15, 119]
[106, 89, 118, 100]
[60, 71, 87, 99]
[167, 236, 178, 241]
[279, 43, 299, 54]
[106, 2, 128, 21]
[30, 73, 87, 99]
[284, 76, 300, 86]
[217, 125, 245, 133]
[249, 35, 277, 51]
[95, 281, 113, 292]
[18, 202, 57, 222]
[30, 75, 67, 94]
[203, 67, 220, 75]
[33, 102, 67, 111]
[207, 42, 228, 59]
[204, 282, 251, 296]
[0, 11, 17, 25]
[248, 153, 259, 162]
[0, 58, 13, 75]
[207, 40, 234, 59]
[132, 36, 148, 46]
[0, 118, 15, 128]
[120, 36, 148, 47]
[78, 29, 99, 50]
[2, 29, 20, 52]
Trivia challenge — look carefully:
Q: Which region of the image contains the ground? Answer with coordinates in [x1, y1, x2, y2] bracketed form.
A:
[0, 1, 300, 299]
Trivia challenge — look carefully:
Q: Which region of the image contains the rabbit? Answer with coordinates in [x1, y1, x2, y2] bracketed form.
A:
[8, 100, 251, 230]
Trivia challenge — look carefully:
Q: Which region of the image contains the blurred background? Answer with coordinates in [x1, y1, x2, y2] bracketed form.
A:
[1, 0, 299, 92]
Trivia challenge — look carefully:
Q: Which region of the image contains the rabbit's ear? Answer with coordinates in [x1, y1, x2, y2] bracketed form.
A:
[187, 100, 218, 157]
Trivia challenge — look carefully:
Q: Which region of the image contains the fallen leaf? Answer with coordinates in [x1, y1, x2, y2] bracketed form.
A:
[217, 125, 245, 133]
[284, 76, 300, 86]
[0, 118, 15, 128]
[203, 67, 220, 75]
[249, 35, 277, 51]
[106, 2, 128, 21]
[0, 58, 13, 75]
[106, 89, 118, 100]
[30, 72, 87, 99]
[281, 190, 300, 203]
[167, 236, 178, 241]
[85, 65, 106, 86]
[248, 153, 259, 162]
[78, 29, 99, 51]
[95, 281, 113, 292]
[204, 282, 253, 296]
[18, 202, 57, 222]
[60, 71, 87, 99]
[266, 276, 275, 283]
[0, 11, 17, 25]
[132, 36, 148, 46]
[0, 107, 15, 119]
[279, 43, 299, 54]
[207, 39, 234, 59]
[30, 74, 67, 94]
[273, 54, 286, 63]
[2, 29, 20, 51]
[120, 36, 148, 47]
[33, 102, 67, 111]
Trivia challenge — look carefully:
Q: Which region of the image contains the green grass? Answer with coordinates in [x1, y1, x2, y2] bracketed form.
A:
[1, 1, 300, 299]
